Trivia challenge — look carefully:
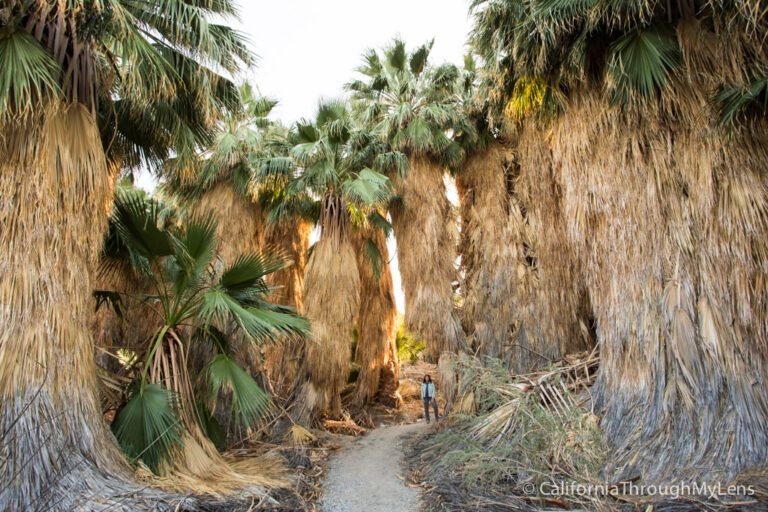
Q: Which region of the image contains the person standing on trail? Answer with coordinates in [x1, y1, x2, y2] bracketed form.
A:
[421, 375, 439, 424]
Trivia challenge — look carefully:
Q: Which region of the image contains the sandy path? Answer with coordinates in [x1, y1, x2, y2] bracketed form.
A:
[319, 422, 424, 512]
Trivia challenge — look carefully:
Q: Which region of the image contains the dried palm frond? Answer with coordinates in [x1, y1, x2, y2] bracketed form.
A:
[0, 104, 137, 509]
[262, 218, 312, 394]
[293, 233, 360, 424]
[550, 67, 768, 484]
[390, 156, 467, 361]
[288, 424, 316, 446]
[351, 224, 398, 405]
[407, 352, 605, 511]
[458, 141, 520, 360]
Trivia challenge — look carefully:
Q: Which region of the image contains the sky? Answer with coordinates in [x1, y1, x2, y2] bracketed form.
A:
[138, 0, 472, 312]
[236, 0, 474, 123]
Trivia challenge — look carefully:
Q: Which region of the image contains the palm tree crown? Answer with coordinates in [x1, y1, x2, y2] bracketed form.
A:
[347, 38, 472, 169]
[0, 0, 252, 173]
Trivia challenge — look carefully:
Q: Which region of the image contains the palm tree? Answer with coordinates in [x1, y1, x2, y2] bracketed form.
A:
[101, 192, 308, 473]
[163, 84, 281, 427]
[347, 38, 470, 361]
[455, 55, 593, 369]
[0, 1, 250, 508]
[351, 216, 399, 405]
[470, 0, 768, 485]
[255, 122, 314, 393]
[454, 55, 520, 362]
[265, 99, 392, 423]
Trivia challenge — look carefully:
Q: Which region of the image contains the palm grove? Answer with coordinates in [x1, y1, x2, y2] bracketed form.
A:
[1, 0, 767, 509]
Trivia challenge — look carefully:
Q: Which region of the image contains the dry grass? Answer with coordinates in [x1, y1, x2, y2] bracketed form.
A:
[293, 232, 360, 424]
[351, 225, 398, 405]
[390, 155, 466, 360]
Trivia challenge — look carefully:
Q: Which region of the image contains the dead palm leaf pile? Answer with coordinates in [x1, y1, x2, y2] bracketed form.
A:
[407, 350, 764, 512]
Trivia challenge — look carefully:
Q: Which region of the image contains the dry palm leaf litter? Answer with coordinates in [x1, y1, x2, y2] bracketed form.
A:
[406, 351, 765, 512]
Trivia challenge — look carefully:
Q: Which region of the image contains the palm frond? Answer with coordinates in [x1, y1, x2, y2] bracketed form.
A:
[607, 24, 680, 105]
[0, 27, 61, 121]
[205, 354, 271, 429]
[112, 383, 183, 473]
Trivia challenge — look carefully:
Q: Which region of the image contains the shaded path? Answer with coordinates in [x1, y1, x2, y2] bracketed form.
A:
[319, 423, 424, 512]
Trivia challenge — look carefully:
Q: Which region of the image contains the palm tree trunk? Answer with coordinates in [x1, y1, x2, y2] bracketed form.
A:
[513, 124, 595, 372]
[390, 156, 466, 361]
[0, 104, 161, 510]
[352, 226, 398, 405]
[262, 218, 311, 395]
[294, 195, 359, 423]
[457, 142, 519, 360]
[552, 87, 768, 484]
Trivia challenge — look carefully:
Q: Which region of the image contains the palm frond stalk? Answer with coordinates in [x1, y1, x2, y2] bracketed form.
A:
[352, 223, 398, 406]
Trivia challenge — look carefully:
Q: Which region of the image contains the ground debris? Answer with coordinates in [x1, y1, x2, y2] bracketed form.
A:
[406, 351, 767, 512]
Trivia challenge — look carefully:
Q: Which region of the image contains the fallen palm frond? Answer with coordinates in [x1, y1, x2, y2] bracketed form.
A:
[408, 352, 765, 511]
[408, 352, 606, 511]
[288, 424, 317, 446]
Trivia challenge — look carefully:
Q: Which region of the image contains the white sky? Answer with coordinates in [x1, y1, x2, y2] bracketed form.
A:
[138, 0, 471, 312]
[236, 0, 473, 123]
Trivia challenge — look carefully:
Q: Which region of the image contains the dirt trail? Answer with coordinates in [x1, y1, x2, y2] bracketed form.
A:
[319, 422, 425, 512]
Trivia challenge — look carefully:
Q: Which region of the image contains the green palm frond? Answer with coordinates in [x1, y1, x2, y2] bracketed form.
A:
[347, 38, 467, 164]
[205, 354, 271, 429]
[0, 27, 61, 121]
[715, 68, 768, 130]
[110, 192, 173, 273]
[201, 288, 309, 342]
[343, 168, 392, 206]
[607, 25, 680, 105]
[361, 237, 384, 280]
[219, 252, 285, 301]
[112, 383, 183, 473]
[172, 211, 219, 291]
[367, 210, 393, 238]
[410, 40, 434, 75]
